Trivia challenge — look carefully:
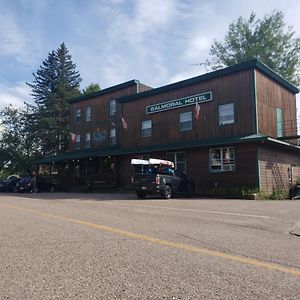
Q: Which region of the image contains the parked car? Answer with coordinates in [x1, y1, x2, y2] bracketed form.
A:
[15, 176, 55, 193]
[0, 175, 21, 192]
[131, 158, 195, 199]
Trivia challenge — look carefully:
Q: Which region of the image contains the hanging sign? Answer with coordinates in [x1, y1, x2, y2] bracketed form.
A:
[94, 131, 106, 143]
[146, 91, 212, 114]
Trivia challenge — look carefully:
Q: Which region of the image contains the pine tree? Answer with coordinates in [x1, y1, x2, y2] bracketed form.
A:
[27, 43, 82, 155]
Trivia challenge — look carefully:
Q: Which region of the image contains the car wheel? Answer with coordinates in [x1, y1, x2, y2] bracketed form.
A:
[162, 185, 172, 199]
[136, 191, 146, 199]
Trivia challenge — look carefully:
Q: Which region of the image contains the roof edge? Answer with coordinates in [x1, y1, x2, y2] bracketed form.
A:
[69, 80, 141, 104]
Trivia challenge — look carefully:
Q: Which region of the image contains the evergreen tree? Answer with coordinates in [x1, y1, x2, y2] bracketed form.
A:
[209, 11, 300, 85]
[27, 43, 82, 155]
[82, 83, 101, 95]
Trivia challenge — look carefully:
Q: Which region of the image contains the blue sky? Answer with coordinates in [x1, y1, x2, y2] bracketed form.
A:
[1, 0, 300, 112]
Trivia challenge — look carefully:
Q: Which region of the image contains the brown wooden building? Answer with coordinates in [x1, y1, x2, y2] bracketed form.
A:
[39, 59, 300, 195]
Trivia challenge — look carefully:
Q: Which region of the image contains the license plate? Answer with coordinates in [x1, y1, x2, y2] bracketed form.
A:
[141, 186, 147, 190]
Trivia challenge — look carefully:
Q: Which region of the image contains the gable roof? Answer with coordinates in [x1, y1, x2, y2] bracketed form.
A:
[118, 59, 299, 103]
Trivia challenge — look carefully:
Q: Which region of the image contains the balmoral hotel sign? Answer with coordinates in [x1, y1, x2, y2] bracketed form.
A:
[146, 91, 212, 114]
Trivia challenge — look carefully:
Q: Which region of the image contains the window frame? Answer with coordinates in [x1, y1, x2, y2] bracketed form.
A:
[85, 106, 92, 122]
[276, 107, 283, 138]
[209, 147, 235, 172]
[219, 102, 235, 125]
[75, 134, 81, 149]
[85, 132, 91, 148]
[110, 128, 116, 145]
[179, 111, 192, 132]
[142, 120, 152, 137]
[76, 108, 81, 123]
[166, 151, 187, 172]
[109, 99, 117, 117]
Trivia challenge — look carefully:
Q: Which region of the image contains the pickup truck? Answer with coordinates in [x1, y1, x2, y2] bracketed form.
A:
[131, 158, 195, 199]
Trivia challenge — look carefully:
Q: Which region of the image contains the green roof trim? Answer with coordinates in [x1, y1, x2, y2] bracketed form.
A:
[119, 59, 299, 103]
[69, 80, 141, 104]
[37, 134, 274, 164]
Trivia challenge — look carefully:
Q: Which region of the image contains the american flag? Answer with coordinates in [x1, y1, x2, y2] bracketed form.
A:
[122, 117, 128, 129]
[70, 132, 76, 142]
[195, 102, 200, 120]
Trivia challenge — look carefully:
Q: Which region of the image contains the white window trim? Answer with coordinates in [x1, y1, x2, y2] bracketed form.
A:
[142, 120, 152, 137]
[180, 111, 192, 132]
[76, 108, 81, 123]
[85, 133, 91, 148]
[86, 106, 92, 122]
[75, 134, 81, 149]
[110, 128, 116, 145]
[110, 99, 116, 117]
[219, 103, 234, 125]
[209, 147, 235, 172]
[166, 151, 187, 172]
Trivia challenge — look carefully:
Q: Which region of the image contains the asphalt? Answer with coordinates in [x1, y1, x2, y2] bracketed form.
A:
[0, 193, 300, 299]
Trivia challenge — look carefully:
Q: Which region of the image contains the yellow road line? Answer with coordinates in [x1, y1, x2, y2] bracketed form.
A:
[2, 203, 300, 277]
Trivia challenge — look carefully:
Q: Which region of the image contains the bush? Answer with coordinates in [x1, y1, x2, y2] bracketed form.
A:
[269, 188, 289, 200]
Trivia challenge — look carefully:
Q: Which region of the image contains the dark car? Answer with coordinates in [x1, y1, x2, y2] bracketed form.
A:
[0, 175, 21, 192]
[289, 184, 300, 200]
[131, 158, 195, 199]
[16, 176, 55, 193]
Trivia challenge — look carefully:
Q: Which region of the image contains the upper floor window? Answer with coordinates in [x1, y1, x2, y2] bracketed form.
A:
[85, 133, 91, 148]
[75, 134, 81, 149]
[166, 152, 186, 172]
[110, 99, 116, 116]
[86, 106, 92, 122]
[110, 128, 116, 145]
[276, 108, 283, 138]
[142, 120, 152, 137]
[219, 103, 234, 125]
[180, 112, 192, 132]
[209, 147, 235, 172]
[76, 108, 81, 123]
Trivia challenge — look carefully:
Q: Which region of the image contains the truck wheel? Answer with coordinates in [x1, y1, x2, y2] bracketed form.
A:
[162, 185, 172, 199]
[136, 191, 146, 199]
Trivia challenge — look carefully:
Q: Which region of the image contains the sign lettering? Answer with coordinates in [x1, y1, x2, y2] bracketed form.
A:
[146, 91, 212, 114]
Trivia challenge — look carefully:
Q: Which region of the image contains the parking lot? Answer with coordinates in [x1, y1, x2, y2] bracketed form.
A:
[1, 193, 300, 299]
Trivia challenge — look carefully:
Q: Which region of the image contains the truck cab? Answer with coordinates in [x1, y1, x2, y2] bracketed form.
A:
[131, 158, 194, 199]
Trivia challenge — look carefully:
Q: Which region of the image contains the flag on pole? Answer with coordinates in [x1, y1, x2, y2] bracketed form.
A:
[195, 102, 200, 120]
[70, 132, 76, 142]
[122, 117, 128, 129]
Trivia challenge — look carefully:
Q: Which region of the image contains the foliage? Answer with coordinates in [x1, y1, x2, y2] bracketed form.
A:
[82, 83, 101, 95]
[209, 11, 300, 85]
[0, 104, 40, 174]
[27, 43, 82, 156]
[269, 188, 289, 200]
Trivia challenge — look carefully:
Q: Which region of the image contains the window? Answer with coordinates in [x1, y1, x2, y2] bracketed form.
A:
[166, 152, 186, 172]
[76, 108, 81, 123]
[180, 112, 192, 131]
[86, 106, 92, 122]
[85, 133, 91, 148]
[276, 108, 283, 137]
[75, 134, 81, 149]
[110, 99, 116, 116]
[209, 147, 235, 172]
[110, 128, 116, 145]
[142, 120, 152, 137]
[219, 103, 234, 125]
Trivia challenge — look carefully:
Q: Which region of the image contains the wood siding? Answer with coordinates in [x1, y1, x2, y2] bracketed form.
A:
[122, 69, 255, 149]
[258, 146, 300, 193]
[120, 143, 258, 191]
[69, 84, 149, 151]
[256, 70, 297, 141]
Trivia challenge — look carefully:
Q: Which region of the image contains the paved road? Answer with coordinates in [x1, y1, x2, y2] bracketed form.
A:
[0, 193, 300, 299]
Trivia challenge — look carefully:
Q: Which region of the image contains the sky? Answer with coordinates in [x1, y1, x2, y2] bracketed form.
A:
[1, 0, 300, 112]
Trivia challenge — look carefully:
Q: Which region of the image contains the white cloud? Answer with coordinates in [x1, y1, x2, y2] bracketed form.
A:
[0, 81, 31, 110]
